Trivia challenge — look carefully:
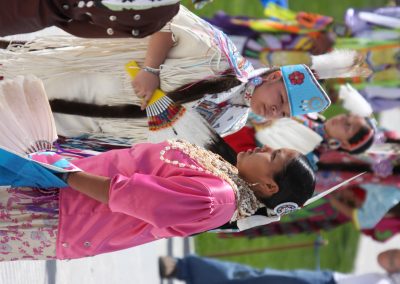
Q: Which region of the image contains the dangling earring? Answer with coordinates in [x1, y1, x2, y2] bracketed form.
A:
[250, 76, 263, 87]
[328, 138, 341, 150]
[248, 182, 260, 187]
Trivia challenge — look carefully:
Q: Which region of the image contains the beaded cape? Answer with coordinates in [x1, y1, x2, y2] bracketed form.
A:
[160, 139, 264, 222]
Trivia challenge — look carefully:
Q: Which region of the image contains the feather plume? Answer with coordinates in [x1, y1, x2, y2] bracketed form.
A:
[339, 83, 373, 117]
[255, 118, 323, 155]
[311, 49, 372, 80]
[0, 76, 57, 154]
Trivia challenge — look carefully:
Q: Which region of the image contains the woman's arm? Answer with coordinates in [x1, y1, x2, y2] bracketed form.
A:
[66, 172, 111, 204]
[144, 32, 175, 69]
[132, 31, 175, 109]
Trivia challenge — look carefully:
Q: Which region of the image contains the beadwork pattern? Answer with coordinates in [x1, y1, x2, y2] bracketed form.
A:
[160, 139, 264, 221]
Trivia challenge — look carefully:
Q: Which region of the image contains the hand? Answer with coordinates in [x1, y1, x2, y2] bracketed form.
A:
[131, 70, 160, 110]
[28, 151, 81, 172]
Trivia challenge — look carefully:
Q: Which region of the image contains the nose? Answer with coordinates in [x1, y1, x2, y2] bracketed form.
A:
[261, 145, 273, 153]
[268, 106, 281, 119]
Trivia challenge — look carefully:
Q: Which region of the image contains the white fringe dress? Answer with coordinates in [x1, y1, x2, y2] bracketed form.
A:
[0, 6, 236, 142]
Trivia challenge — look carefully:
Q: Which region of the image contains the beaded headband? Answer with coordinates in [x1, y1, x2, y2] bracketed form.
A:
[348, 117, 376, 152]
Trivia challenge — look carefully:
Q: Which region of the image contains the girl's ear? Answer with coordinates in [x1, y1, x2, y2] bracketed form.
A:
[250, 177, 279, 199]
[263, 70, 282, 83]
[263, 177, 279, 195]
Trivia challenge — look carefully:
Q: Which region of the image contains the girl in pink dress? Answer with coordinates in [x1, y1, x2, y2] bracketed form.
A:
[0, 139, 315, 261]
[0, 77, 316, 262]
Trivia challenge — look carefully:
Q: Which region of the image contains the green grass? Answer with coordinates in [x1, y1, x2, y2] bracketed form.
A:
[181, 0, 265, 17]
[195, 223, 359, 272]
[182, 0, 388, 21]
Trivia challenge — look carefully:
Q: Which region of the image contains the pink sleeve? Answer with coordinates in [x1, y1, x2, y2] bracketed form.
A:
[108, 173, 224, 228]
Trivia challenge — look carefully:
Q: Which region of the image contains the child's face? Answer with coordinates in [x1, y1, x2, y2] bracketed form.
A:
[236, 146, 298, 199]
[250, 70, 291, 120]
[324, 114, 369, 150]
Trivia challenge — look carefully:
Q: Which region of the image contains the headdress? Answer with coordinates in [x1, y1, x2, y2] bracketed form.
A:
[281, 64, 330, 116]
[249, 49, 372, 117]
[347, 117, 377, 153]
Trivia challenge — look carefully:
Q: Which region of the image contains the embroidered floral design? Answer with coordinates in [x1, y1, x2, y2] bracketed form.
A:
[289, 71, 305, 85]
[0, 187, 58, 261]
[0, 244, 12, 254]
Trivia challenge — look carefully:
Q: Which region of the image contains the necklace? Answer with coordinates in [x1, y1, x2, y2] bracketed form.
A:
[159, 139, 264, 222]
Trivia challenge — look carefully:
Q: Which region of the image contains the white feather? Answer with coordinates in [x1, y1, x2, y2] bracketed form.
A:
[0, 76, 57, 154]
[255, 118, 323, 155]
[339, 83, 373, 117]
[311, 49, 371, 79]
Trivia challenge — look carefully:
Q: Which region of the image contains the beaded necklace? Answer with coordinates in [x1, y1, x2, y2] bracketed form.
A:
[160, 139, 264, 222]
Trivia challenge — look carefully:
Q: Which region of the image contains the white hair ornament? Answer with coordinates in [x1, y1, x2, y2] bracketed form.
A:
[311, 49, 372, 80]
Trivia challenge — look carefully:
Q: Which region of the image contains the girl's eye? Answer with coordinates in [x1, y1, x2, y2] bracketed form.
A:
[272, 150, 281, 161]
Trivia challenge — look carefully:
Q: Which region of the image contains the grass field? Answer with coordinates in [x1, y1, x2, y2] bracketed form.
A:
[182, 0, 388, 21]
[195, 223, 360, 272]
[180, 0, 391, 272]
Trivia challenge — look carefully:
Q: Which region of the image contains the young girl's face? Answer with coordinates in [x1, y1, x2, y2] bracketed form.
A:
[250, 71, 290, 120]
[236, 146, 298, 199]
[324, 114, 369, 149]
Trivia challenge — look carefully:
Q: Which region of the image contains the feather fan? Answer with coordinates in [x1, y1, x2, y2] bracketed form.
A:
[126, 61, 214, 145]
[0, 75, 57, 154]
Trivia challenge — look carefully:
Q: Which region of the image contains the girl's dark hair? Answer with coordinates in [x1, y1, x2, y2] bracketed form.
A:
[345, 118, 375, 155]
[49, 67, 281, 117]
[260, 154, 316, 209]
[167, 74, 241, 104]
[214, 153, 316, 231]
[49, 74, 242, 117]
[167, 67, 281, 104]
